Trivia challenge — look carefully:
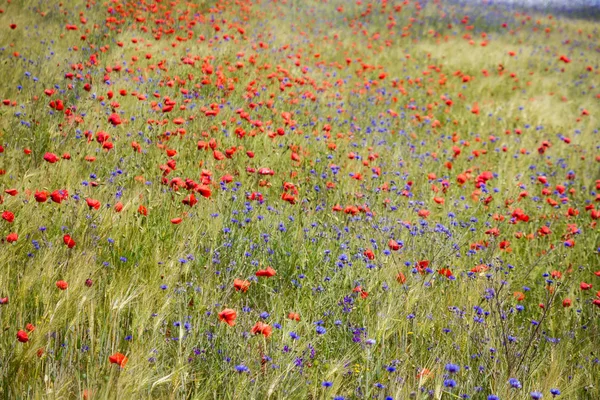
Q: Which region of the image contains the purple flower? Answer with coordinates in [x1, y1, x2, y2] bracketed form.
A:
[235, 364, 249, 373]
[509, 378, 522, 389]
[444, 379, 456, 388]
[445, 363, 460, 374]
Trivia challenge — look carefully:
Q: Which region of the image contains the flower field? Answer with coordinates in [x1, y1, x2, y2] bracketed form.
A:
[0, 0, 599, 398]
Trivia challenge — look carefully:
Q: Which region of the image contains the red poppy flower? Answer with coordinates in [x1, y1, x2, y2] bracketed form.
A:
[396, 272, 406, 284]
[51, 190, 68, 203]
[63, 235, 76, 248]
[233, 279, 250, 293]
[514, 291, 525, 301]
[255, 266, 276, 277]
[287, 312, 300, 321]
[197, 185, 211, 198]
[438, 268, 453, 278]
[138, 205, 148, 216]
[182, 194, 197, 207]
[35, 190, 49, 203]
[580, 282, 592, 291]
[2, 211, 14, 223]
[221, 174, 234, 183]
[5, 189, 18, 196]
[86, 198, 101, 210]
[56, 280, 68, 290]
[108, 352, 128, 367]
[471, 264, 489, 273]
[218, 308, 237, 326]
[562, 298, 572, 308]
[251, 321, 272, 338]
[43, 152, 59, 163]
[114, 202, 123, 212]
[417, 368, 432, 379]
[551, 271, 562, 279]
[6, 232, 18, 243]
[213, 150, 225, 161]
[17, 330, 29, 343]
[170, 217, 182, 224]
[108, 113, 122, 126]
[417, 209, 430, 218]
[388, 239, 401, 251]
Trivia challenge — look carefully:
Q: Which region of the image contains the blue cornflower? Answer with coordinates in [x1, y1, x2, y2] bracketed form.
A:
[235, 364, 249, 373]
[444, 379, 457, 388]
[509, 378, 522, 389]
[530, 392, 543, 400]
[445, 363, 460, 373]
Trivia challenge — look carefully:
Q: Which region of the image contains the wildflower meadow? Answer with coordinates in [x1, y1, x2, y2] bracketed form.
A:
[0, 0, 599, 398]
